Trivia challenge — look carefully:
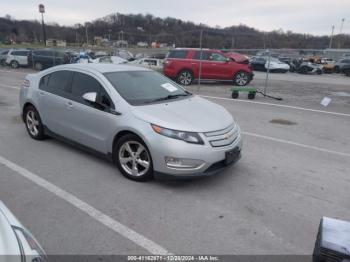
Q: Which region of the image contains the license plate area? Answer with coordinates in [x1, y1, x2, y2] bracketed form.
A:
[225, 147, 240, 165]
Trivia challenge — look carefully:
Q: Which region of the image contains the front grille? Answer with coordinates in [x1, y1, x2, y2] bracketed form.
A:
[204, 124, 239, 148]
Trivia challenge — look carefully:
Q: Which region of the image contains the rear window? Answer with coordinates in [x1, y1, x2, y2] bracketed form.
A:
[193, 51, 211, 60]
[167, 50, 188, 59]
[11, 51, 29, 56]
[34, 50, 54, 56]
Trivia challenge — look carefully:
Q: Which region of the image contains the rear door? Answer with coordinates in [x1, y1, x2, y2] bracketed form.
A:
[37, 70, 73, 136]
[193, 51, 213, 79]
[17, 51, 29, 65]
[63, 71, 118, 153]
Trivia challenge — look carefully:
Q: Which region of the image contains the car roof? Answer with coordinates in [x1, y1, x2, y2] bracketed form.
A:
[52, 63, 151, 74]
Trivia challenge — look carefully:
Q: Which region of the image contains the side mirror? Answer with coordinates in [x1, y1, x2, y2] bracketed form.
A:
[82, 92, 97, 103]
[226, 57, 231, 62]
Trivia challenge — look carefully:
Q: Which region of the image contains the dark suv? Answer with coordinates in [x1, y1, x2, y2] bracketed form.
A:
[28, 49, 71, 70]
[163, 48, 253, 86]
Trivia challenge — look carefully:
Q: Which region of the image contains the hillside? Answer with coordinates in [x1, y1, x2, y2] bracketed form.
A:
[1, 13, 349, 49]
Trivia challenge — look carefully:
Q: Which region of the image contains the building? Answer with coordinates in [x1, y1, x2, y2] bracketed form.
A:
[46, 39, 66, 47]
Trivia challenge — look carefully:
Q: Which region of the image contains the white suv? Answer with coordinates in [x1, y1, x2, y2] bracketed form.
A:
[5, 49, 30, 68]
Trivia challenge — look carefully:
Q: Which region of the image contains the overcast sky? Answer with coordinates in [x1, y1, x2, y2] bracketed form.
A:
[1, 0, 349, 35]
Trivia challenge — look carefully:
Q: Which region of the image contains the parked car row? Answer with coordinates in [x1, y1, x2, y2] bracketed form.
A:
[250, 54, 350, 76]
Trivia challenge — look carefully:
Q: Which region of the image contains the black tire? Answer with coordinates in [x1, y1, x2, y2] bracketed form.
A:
[248, 92, 256, 100]
[233, 71, 250, 86]
[299, 66, 308, 74]
[176, 70, 193, 86]
[34, 62, 43, 71]
[10, 60, 19, 69]
[333, 66, 340, 73]
[24, 105, 45, 140]
[231, 91, 239, 99]
[114, 134, 154, 182]
[316, 69, 322, 75]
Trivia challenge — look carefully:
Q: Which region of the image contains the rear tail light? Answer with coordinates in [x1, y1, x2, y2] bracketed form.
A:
[22, 79, 30, 88]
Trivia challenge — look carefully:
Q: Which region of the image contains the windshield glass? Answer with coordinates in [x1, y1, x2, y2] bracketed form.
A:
[104, 71, 190, 105]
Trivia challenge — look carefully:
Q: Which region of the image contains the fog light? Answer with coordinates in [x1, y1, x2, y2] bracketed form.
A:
[165, 157, 205, 169]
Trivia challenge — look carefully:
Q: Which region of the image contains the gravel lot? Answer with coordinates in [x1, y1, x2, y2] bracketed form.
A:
[0, 67, 349, 256]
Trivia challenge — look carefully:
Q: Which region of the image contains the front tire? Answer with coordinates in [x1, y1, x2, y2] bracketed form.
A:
[176, 70, 193, 86]
[35, 62, 43, 71]
[233, 71, 249, 86]
[24, 106, 45, 140]
[10, 60, 19, 69]
[333, 66, 340, 73]
[114, 134, 153, 182]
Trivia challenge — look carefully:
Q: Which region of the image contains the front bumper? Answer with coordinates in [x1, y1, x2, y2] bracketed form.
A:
[146, 126, 243, 178]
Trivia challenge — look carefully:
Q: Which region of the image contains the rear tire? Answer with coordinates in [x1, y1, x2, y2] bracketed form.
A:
[114, 134, 154, 182]
[34, 62, 43, 71]
[233, 71, 249, 86]
[24, 105, 45, 140]
[176, 70, 193, 86]
[10, 60, 19, 69]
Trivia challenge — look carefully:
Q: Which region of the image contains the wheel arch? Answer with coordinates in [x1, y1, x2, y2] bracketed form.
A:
[177, 68, 195, 78]
[111, 129, 151, 159]
[22, 102, 37, 121]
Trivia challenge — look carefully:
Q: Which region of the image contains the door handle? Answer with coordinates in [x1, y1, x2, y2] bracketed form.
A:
[39, 91, 45, 96]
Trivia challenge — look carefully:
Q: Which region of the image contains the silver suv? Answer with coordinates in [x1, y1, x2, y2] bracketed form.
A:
[19, 64, 242, 181]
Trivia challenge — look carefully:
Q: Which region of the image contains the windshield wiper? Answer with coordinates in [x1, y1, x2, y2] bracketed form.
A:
[149, 93, 191, 103]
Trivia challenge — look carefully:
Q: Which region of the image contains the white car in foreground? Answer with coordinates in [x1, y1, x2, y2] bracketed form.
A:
[0, 201, 46, 261]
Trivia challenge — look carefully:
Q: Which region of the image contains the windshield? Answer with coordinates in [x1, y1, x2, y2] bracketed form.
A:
[104, 71, 190, 105]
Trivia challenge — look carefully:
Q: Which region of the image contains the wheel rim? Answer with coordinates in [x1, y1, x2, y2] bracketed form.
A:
[26, 110, 39, 136]
[235, 72, 248, 85]
[12, 62, 17, 68]
[179, 71, 192, 85]
[119, 141, 150, 177]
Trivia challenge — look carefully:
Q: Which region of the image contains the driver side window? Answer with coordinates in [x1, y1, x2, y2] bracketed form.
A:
[211, 53, 227, 62]
[69, 72, 114, 110]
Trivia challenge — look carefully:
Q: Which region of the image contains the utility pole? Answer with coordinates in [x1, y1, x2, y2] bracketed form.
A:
[198, 29, 203, 90]
[38, 4, 46, 46]
[329, 25, 335, 49]
[338, 18, 345, 48]
[85, 23, 89, 46]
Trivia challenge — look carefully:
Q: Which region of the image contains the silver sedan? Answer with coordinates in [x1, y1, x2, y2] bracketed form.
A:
[19, 64, 242, 181]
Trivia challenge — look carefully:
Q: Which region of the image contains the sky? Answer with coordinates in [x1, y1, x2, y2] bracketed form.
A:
[1, 0, 349, 36]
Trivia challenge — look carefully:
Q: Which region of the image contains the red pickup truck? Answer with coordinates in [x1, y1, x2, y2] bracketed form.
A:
[163, 48, 253, 86]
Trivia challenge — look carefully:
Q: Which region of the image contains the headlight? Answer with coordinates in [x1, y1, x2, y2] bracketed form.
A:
[151, 124, 204, 145]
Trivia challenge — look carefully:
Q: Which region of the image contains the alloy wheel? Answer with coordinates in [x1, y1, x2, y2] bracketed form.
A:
[118, 141, 150, 177]
[179, 71, 192, 85]
[235, 72, 249, 86]
[26, 110, 40, 137]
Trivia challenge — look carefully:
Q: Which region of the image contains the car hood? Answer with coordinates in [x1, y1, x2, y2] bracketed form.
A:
[131, 95, 234, 132]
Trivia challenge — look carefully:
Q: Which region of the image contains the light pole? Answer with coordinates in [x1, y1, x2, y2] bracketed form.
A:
[338, 18, 345, 48]
[38, 4, 46, 46]
[329, 25, 335, 49]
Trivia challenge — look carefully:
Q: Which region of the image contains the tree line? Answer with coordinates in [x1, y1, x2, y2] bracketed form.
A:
[1, 13, 349, 49]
